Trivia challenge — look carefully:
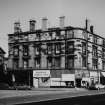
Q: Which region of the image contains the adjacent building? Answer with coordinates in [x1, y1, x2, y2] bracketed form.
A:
[8, 17, 105, 88]
[0, 47, 6, 83]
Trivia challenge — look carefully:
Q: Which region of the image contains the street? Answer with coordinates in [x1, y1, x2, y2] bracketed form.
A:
[0, 88, 105, 105]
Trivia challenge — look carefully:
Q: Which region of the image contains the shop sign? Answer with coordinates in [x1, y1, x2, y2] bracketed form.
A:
[62, 74, 75, 81]
[33, 70, 50, 77]
[90, 71, 98, 77]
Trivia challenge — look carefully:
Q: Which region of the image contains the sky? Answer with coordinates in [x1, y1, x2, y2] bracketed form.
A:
[0, 0, 105, 57]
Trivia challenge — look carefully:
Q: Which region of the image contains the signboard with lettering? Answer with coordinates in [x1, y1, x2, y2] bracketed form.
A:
[33, 70, 50, 77]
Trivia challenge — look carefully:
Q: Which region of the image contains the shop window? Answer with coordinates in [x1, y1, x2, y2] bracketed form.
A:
[41, 77, 49, 83]
[23, 45, 29, 56]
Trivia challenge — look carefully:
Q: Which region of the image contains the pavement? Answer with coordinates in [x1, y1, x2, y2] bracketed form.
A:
[0, 87, 88, 99]
[31, 87, 88, 91]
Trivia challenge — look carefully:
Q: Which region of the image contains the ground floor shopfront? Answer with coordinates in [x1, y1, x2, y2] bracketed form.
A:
[7, 69, 105, 88]
[32, 69, 105, 88]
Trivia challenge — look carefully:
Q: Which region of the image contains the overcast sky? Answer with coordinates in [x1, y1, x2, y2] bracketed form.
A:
[0, 0, 105, 56]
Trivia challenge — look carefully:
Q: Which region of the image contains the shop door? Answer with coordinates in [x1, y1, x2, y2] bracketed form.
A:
[76, 79, 82, 87]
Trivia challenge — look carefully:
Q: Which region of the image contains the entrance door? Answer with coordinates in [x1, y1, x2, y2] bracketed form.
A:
[33, 78, 38, 88]
[76, 79, 82, 87]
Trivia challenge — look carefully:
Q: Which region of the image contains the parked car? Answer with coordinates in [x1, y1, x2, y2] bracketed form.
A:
[88, 84, 96, 90]
[88, 83, 105, 90]
[95, 83, 105, 90]
[14, 85, 31, 90]
[0, 83, 13, 90]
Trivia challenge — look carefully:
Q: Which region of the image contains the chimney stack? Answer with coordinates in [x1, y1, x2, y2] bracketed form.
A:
[85, 19, 88, 30]
[14, 21, 21, 33]
[29, 19, 36, 32]
[59, 16, 65, 28]
[90, 25, 94, 33]
[42, 17, 48, 31]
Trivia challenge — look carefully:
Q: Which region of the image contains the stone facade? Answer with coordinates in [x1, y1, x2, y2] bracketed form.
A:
[7, 18, 105, 87]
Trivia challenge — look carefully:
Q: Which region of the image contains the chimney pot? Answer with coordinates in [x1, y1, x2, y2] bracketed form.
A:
[90, 25, 94, 33]
[59, 16, 65, 28]
[14, 21, 21, 33]
[29, 19, 36, 32]
[42, 17, 48, 31]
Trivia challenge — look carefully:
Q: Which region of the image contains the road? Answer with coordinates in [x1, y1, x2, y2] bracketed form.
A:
[0, 88, 105, 105]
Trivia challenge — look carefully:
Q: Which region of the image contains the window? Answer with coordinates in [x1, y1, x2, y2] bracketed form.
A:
[102, 48, 105, 59]
[92, 59, 98, 70]
[55, 43, 61, 54]
[47, 57, 52, 68]
[67, 30, 74, 38]
[82, 42, 86, 55]
[14, 60, 19, 69]
[23, 60, 28, 68]
[36, 47, 40, 55]
[93, 36, 97, 44]
[82, 31, 88, 40]
[92, 45, 97, 57]
[54, 57, 61, 68]
[67, 57, 74, 68]
[35, 44, 40, 55]
[35, 58, 40, 68]
[47, 44, 52, 54]
[103, 39, 105, 47]
[82, 57, 87, 67]
[102, 61, 105, 70]
[14, 46, 19, 56]
[67, 41, 74, 54]
[23, 45, 29, 56]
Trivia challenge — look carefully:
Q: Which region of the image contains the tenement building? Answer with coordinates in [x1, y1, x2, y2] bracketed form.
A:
[8, 16, 105, 88]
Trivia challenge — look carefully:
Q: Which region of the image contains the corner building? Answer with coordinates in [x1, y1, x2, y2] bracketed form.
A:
[8, 17, 105, 88]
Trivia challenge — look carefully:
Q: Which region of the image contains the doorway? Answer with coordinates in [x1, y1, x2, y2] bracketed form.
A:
[76, 78, 82, 87]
